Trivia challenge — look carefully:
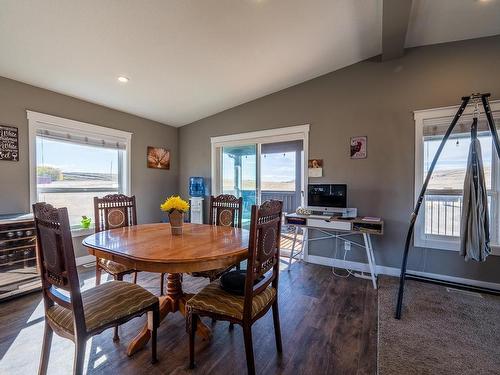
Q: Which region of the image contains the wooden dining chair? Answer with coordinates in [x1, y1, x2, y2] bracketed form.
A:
[186, 200, 283, 375]
[209, 194, 243, 228]
[94, 194, 167, 294]
[189, 194, 244, 281]
[33, 202, 159, 375]
[94, 194, 138, 285]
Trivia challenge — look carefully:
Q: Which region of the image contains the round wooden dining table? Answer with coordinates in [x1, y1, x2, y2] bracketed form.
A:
[82, 222, 249, 356]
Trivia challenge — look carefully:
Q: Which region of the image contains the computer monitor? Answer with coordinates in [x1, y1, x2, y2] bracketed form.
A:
[307, 184, 347, 213]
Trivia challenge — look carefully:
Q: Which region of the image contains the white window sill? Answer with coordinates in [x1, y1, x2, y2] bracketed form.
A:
[415, 236, 500, 256]
[71, 227, 94, 238]
[415, 235, 459, 252]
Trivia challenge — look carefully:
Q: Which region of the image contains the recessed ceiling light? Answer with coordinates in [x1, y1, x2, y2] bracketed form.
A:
[117, 76, 129, 83]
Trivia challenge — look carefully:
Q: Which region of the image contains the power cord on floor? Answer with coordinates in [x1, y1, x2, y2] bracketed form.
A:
[332, 237, 354, 278]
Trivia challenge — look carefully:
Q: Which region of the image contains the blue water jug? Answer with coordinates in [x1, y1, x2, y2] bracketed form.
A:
[189, 177, 205, 197]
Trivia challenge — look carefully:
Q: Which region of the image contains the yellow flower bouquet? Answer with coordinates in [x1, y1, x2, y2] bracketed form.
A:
[161, 195, 190, 235]
[160, 195, 190, 213]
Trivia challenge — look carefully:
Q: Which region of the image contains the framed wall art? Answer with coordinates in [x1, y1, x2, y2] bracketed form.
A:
[147, 146, 170, 169]
[350, 136, 367, 159]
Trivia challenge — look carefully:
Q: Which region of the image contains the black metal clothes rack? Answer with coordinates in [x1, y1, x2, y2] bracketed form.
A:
[395, 93, 500, 320]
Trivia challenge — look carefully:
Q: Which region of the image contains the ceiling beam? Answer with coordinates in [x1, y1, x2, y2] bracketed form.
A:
[382, 0, 413, 60]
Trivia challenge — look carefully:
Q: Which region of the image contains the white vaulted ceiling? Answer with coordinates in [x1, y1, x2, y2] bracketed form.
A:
[406, 0, 500, 48]
[0, 0, 499, 127]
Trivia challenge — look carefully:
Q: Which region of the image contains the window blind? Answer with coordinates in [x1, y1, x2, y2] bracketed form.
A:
[423, 111, 500, 138]
[36, 128, 127, 150]
[261, 140, 303, 154]
[423, 119, 492, 138]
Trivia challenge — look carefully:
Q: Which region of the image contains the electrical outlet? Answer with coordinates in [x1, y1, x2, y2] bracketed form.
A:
[344, 241, 351, 251]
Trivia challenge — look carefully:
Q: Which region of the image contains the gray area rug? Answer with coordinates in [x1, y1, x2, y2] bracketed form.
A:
[378, 276, 500, 375]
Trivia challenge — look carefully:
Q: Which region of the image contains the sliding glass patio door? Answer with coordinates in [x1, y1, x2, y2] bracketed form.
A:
[211, 125, 309, 228]
[260, 140, 303, 215]
[215, 142, 304, 227]
[221, 144, 257, 227]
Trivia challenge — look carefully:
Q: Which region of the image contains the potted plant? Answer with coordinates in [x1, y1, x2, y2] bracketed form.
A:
[81, 216, 92, 229]
[160, 195, 190, 235]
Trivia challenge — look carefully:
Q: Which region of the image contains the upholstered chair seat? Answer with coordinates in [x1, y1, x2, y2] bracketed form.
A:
[46, 281, 157, 334]
[189, 266, 233, 282]
[186, 280, 276, 320]
[98, 258, 133, 275]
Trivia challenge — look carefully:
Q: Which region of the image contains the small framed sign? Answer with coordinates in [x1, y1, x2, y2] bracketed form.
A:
[350, 136, 367, 159]
[308, 159, 323, 177]
[0, 125, 19, 162]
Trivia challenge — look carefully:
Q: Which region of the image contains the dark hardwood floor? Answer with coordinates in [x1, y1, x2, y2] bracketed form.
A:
[0, 260, 377, 374]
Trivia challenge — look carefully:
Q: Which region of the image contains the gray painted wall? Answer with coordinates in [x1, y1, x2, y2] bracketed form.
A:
[0, 76, 178, 256]
[179, 35, 500, 283]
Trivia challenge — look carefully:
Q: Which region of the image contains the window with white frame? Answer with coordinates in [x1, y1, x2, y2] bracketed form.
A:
[28, 111, 131, 229]
[414, 101, 500, 251]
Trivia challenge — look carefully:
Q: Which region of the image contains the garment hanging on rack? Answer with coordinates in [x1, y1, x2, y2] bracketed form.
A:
[395, 93, 500, 320]
[460, 122, 491, 261]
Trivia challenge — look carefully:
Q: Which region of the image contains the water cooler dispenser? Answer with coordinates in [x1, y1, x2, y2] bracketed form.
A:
[189, 177, 205, 224]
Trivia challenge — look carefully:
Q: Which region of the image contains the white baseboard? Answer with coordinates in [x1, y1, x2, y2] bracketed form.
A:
[76, 255, 95, 266]
[306, 254, 500, 291]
